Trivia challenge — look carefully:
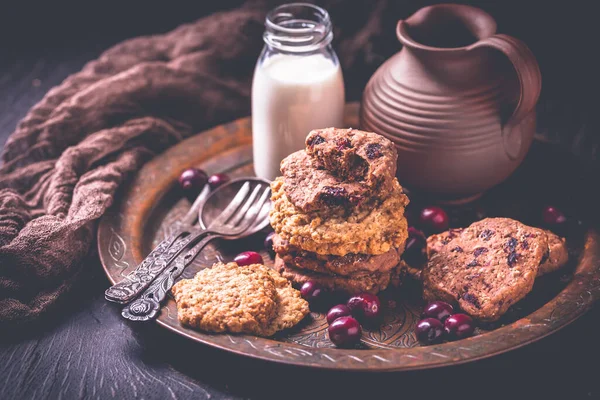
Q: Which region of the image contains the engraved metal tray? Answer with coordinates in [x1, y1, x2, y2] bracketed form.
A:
[98, 104, 600, 371]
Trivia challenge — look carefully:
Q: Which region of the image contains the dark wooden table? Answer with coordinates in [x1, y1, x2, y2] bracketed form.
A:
[1, 3, 599, 399]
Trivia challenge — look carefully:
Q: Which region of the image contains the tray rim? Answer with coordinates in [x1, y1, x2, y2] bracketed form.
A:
[98, 106, 600, 372]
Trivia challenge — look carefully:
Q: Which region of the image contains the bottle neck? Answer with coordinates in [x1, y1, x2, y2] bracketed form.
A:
[263, 3, 333, 54]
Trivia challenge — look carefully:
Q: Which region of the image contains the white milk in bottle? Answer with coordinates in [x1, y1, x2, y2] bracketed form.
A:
[252, 4, 345, 181]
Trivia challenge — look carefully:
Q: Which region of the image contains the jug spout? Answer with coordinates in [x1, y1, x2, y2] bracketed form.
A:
[397, 4, 497, 52]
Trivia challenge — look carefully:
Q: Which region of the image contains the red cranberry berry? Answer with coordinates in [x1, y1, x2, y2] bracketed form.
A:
[347, 293, 382, 323]
[234, 251, 263, 266]
[416, 318, 444, 345]
[420, 206, 449, 234]
[542, 206, 567, 227]
[444, 313, 475, 340]
[321, 186, 350, 207]
[178, 168, 208, 200]
[264, 231, 276, 258]
[327, 316, 362, 347]
[403, 227, 427, 267]
[326, 304, 352, 325]
[422, 301, 454, 322]
[207, 173, 230, 190]
[300, 281, 325, 303]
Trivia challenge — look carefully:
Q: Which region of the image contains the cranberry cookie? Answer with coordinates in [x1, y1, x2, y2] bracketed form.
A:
[274, 255, 402, 294]
[305, 127, 397, 186]
[273, 234, 402, 276]
[280, 150, 374, 213]
[423, 218, 549, 321]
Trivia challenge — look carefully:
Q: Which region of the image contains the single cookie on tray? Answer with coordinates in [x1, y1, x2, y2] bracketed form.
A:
[305, 127, 397, 186]
[274, 255, 402, 294]
[423, 218, 549, 321]
[172, 262, 309, 337]
[272, 233, 402, 276]
[172, 262, 278, 335]
[270, 176, 409, 256]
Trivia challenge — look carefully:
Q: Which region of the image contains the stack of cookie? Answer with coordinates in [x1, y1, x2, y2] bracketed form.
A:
[269, 128, 410, 294]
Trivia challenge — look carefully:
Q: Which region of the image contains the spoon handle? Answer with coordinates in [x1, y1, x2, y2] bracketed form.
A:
[105, 226, 208, 304]
[105, 186, 212, 304]
[122, 234, 216, 321]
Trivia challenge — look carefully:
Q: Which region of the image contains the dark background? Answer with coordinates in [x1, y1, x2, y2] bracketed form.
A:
[1, 1, 598, 162]
[0, 1, 599, 399]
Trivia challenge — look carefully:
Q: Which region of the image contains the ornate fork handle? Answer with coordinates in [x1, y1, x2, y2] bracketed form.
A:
[105, 186, 212, 304]
[122, 235, 216, 321]
[105, 228, 207, 304]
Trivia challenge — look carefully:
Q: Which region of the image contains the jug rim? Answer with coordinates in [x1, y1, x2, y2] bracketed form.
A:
[397, 4, 497, 53]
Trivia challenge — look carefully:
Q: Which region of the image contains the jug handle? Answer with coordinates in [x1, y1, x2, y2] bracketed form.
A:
[468, 34, 542, 160]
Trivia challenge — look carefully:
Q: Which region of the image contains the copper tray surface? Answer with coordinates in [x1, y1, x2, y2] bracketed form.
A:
[98, 104, 600, 371]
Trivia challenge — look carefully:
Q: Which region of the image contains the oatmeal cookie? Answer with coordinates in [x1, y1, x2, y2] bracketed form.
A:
[305, 127, 397, 185]
[538, 230, 568, 276]
[259, 269, 310, 336]
[173, 263, 309, 337]
[172, 262, 277, 334]
[269, 177, 409, 256]
[273, 233, 402, 276]
[274, 255, 402, 294]
[423, 218, 548, 321]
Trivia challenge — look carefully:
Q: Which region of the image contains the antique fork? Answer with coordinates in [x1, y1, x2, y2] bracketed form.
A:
[122, 184, 271, 321]
[105, 181, 263, 304]
[104, 184, 212, 304]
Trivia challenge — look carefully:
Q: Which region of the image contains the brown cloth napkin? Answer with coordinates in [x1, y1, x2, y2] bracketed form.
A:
[0, 1, 398, 324]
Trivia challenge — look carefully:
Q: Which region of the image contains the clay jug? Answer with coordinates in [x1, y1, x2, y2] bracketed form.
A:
[360, 4, 541, 203]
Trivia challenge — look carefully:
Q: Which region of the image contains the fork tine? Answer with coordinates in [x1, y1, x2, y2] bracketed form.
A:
[228, 184, 262, 227]
[210, 182, 251, 226]
[232, 186, 271, 232]
[256, 201, 270, 224]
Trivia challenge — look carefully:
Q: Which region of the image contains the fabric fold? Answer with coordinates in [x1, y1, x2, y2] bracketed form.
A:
[0, 7, 265, 323]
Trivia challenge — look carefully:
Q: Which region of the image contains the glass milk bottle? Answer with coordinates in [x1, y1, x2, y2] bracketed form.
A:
[252, 3, 345, 181]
